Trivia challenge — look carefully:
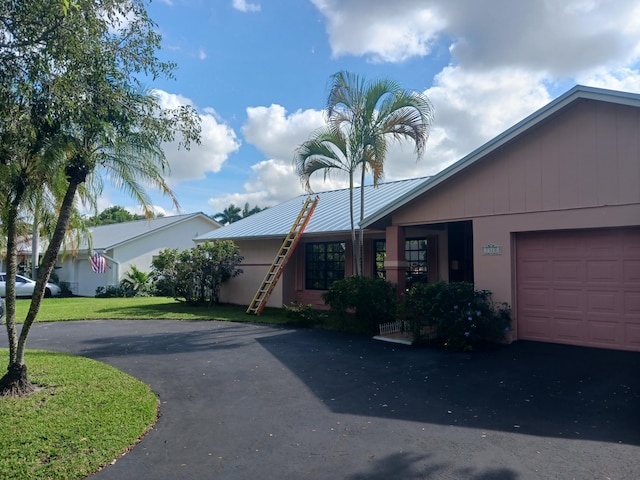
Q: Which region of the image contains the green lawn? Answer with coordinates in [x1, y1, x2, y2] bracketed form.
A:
[0, 296, 299, 479]
[0, 350, 157, 480]
[12, 296, 294, 325]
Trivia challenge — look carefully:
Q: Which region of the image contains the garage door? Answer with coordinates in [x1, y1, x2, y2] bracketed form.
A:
[516, 228, 640, 351]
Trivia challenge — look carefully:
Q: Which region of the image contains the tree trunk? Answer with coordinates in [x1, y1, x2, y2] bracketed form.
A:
[348, 172, 360, 276]
[0, 185, 33, 396]
[358, 162, 366, 277]
[16, 181, 80, 366]
[0, 363, 36, 397]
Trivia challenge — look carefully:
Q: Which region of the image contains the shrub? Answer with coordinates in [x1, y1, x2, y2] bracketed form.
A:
[322, 276, 397, 334]
[151, 241, 243, 305]
[95, 285, 135, 298]
[282, 302, 326, 327]
[405, 281, 511, 351]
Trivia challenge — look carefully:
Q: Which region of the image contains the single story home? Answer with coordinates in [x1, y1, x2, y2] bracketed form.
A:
[196, 85, 640, 352]
[57, 213, 220, 296]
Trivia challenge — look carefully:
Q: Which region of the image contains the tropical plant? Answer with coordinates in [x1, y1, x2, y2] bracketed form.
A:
[0, 0, 200, 396]
[294, 127, 362, 274]
[214, 204, 242, 225]
[120, 265, 152, 296]
[241, 202, 264, 218]
[325, 71, 434, 275]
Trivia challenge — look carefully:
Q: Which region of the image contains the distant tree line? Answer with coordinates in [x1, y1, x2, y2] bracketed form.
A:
[86, 206, 164, 226]
[212, 202, 265, 225]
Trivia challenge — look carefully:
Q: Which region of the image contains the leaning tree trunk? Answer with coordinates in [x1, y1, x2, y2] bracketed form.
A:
[0, 180, 80, 397]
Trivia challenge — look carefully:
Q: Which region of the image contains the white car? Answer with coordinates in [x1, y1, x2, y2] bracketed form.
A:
[0, 273, 62, 298]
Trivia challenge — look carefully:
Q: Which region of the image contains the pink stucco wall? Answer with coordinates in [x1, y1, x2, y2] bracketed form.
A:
[390, 99, 640, 317]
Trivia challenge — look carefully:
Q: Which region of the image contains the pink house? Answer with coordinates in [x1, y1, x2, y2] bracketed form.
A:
[196, 85, 640, 352]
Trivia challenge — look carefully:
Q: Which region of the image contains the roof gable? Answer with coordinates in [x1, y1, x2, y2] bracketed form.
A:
[362, 85, 640, 228]
[79, 213, 220, 250]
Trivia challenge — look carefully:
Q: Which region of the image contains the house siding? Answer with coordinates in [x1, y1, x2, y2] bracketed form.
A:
[388, 99, 640, 345]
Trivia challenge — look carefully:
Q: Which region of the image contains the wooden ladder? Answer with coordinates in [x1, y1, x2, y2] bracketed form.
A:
[246, 196, 319, 315]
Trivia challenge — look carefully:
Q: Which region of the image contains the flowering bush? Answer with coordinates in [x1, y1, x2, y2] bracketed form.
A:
[404, 282, 511, 351]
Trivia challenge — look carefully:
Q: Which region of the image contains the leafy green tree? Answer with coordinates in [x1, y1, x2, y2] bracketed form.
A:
[297, 71, 434, 276]
[87, 206, 147, 226]
[214, 204, 242, 225]
[0, 0, 200, 396]
[152, 241, 243, 305]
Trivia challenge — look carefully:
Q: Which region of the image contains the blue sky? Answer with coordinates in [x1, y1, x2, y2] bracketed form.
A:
[101, 0, 640, 217]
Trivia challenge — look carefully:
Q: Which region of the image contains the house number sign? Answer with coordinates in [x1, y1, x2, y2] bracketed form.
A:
[481, 243, 502, 256]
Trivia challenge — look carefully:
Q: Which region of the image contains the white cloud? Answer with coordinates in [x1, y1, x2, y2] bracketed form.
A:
[207, 0, 640, 211]
[152, 90, 241, 184]
[311, 0, 444, 63]
[232, 0, 261, 13]
[206, 104, 350, 210]
[242, 104, 326, 160]
[311, 0, 640, 75]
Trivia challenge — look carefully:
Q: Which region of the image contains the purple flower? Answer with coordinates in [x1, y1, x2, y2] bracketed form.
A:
[468, 316, 473, 321]
[464, 331, 470, 337]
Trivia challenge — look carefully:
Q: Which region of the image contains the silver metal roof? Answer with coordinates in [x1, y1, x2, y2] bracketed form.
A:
[195, 177, 429, 241]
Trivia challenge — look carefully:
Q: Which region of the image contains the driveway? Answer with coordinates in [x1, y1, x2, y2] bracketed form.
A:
[3, 320, 639, 479]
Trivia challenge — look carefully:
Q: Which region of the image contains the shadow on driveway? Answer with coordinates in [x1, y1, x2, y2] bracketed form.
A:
[256, 328, 640, 446]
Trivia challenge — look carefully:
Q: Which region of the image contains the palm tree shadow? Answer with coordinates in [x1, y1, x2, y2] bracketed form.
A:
[346, 451, 519, 480]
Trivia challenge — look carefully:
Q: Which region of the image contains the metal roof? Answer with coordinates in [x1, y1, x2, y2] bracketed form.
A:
[195, 177, 429, 241]
[362, 85, 640, 228]
[76, 212, 220, 251]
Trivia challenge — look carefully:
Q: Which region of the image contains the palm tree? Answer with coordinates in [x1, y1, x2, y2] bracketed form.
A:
[241, 202, 263, 218]
[294, 127, 361, 274]
[214, 204, 242, 225]
[325, 70, 434, 275]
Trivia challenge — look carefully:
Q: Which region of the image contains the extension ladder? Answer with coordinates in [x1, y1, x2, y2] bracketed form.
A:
[246, 196, 319, 315]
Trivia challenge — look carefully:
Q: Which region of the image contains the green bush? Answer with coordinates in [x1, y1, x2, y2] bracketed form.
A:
[405, 281, 511, 351]
[282, 302, 327, 327]
[151, 241, 243, 305]
[322, 276, 397, 334]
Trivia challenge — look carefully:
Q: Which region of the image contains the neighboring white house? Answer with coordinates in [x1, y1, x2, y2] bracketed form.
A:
[56, 213, 220, 296]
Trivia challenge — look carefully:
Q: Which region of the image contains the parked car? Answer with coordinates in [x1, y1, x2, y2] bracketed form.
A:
[0, 273, 62, 298]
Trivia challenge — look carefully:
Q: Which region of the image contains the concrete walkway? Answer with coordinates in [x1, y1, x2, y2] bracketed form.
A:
[4, 320, 639, 479]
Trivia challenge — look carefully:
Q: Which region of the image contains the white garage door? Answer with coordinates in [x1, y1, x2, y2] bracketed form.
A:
[516, 228, 640, 351]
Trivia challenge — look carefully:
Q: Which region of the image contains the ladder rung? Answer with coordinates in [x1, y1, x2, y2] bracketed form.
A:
[246, 196, 318, 315]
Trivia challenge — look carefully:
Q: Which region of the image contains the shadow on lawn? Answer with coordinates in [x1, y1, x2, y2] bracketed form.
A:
[256, 328, 640, 446]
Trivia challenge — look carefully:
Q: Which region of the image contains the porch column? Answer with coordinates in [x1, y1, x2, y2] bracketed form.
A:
[384, 225, 408, 295]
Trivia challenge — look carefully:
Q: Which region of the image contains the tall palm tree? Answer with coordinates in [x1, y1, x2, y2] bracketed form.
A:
[214, 204, 242, 225]
[294, 127, 361, 274]
[326, 71, 434, 275]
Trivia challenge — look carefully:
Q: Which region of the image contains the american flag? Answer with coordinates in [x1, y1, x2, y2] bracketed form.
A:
[90, 251, 107, 273]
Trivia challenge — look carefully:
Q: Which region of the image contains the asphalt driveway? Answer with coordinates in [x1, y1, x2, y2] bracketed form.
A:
[3, 320, 639, 479]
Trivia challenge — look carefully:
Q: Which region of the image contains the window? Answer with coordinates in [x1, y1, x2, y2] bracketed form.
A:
[305, 242, 345, 289]
[374, 240, 386, 278]
[373, 238, 429, 287]
[405, 239, 428, 287]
